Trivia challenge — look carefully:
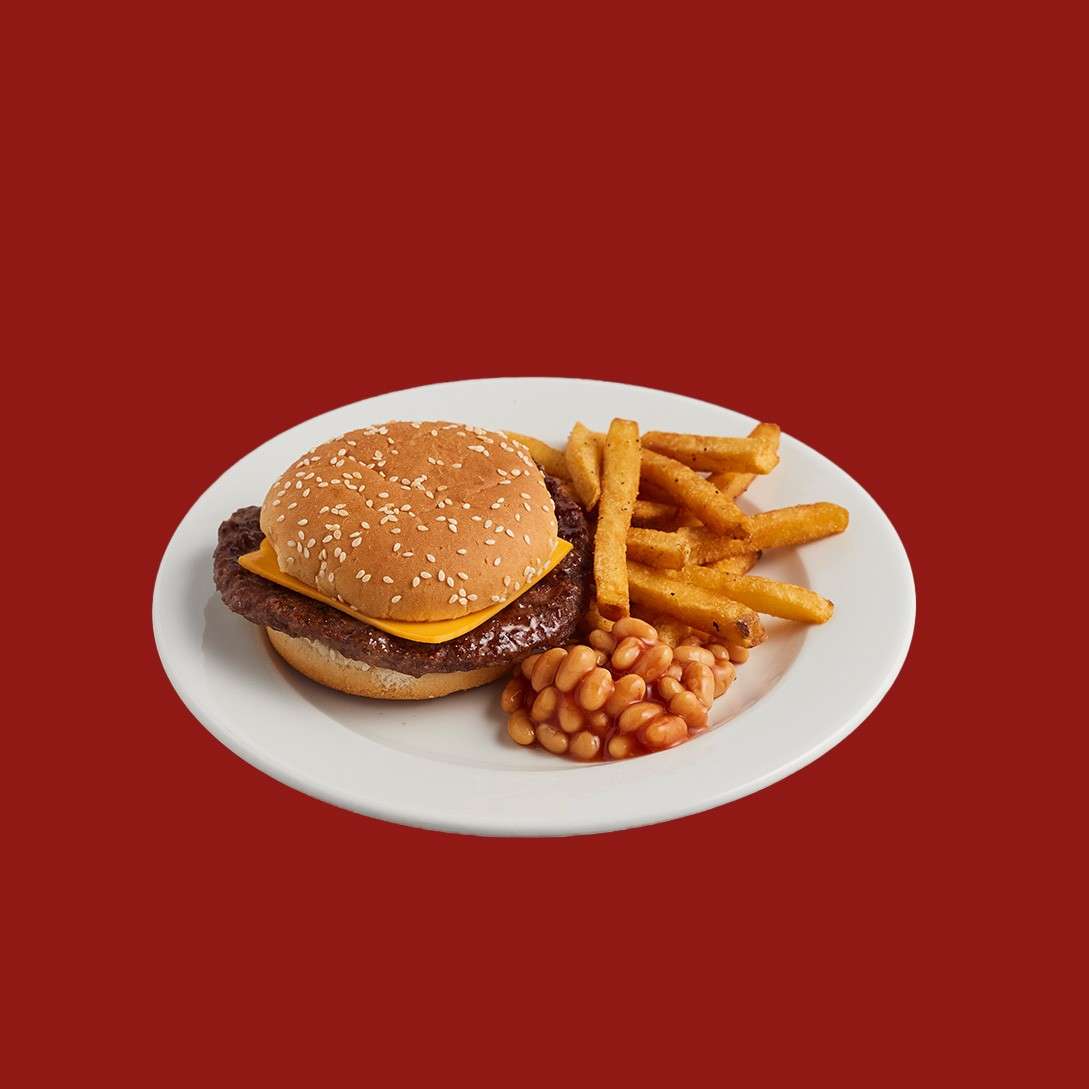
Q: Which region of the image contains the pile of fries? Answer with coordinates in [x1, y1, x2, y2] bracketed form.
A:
[504, 419, 848, 757]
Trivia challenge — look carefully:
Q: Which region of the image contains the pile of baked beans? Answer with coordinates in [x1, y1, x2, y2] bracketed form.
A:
[502, 614, 749, 760]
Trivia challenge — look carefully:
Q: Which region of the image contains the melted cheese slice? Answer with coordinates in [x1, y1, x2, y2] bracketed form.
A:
[238, 536, 572, 644]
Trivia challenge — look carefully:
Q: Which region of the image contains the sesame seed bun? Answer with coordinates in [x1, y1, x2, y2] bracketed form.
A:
[259, 421, 559, 622]
[266, 629, 507, 699]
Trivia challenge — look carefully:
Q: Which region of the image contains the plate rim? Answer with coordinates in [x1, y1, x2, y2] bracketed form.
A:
[153, 376, 916, 836]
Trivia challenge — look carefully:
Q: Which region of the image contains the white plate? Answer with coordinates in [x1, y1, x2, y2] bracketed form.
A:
[154, 378, 914, 836]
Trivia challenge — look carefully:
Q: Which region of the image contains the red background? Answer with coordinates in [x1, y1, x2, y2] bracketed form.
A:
[9, 3, 1079, 1083]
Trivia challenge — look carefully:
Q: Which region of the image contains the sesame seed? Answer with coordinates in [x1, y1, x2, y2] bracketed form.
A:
[456, 548, 468, 555]
[447, 577, 455, 588]
[382, 576, 394, 584]
[391, 595, 402, 603]
[355, 570, 367, 580]
[494, 557, 502, 566]
[448, 594, 459, 604]
[412, 577, 421, 587]
[524, 534, 531, 544]
[420, 571, 432, 579]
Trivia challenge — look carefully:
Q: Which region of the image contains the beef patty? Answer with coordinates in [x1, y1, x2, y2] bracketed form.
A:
[213, 476, 591, 677]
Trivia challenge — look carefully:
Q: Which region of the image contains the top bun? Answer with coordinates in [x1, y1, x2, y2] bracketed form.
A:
[259, 421, 559, 621]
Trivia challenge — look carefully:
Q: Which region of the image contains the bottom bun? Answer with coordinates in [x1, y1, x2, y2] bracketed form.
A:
[266, 628, 507, 700]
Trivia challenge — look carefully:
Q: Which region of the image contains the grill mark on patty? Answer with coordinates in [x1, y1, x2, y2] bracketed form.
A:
[213, 476, 591, 677]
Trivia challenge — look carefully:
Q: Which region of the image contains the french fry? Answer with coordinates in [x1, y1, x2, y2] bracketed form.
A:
[678, 527, 755, 563]
[565, 421, 603, 510]
[640, 449, 752, 537]
[680, 503, 848, 561]
[625, 528, 691, 569]
[583, 602, 614, 633]
[627, 561, 765, 647]
[748, 503, 848, 548]
[594, 418, 641, 619]
[708, 552, 761, 575]
[637, 478, 676, 504]
[641, 429, 780, 474]
[631, 499, 678, 529]
[710, 423, 781, 499]
[672, 565, 834, 624]
[506, 432, 571, 480]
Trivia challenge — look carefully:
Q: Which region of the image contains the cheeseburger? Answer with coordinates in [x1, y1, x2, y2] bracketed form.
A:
[214, 421, 591, 699]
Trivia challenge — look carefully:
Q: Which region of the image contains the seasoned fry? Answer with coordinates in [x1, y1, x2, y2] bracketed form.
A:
[625, 528, 691, 569]
[565, 421, 603, 510]
[640, 449, 752, 537]
[627, 561, 765, 647]
[641, 429, 780, 474]
[583, 601, 614, 633]
[594, 418, 641, 619]
[748, 503, 848, 549]
[672, 565, 834, 624]
[708, 552, 761, 575]
[631, 499, 678, 529]
[506, 431, 571, 480]
[637, 478, 675, 504]
[680, 503, 848, 561]
[710, 423, 781, 499]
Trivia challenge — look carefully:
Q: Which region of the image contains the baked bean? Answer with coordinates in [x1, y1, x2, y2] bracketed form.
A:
[728, 645, 749, 664]
[611, 616, 658, 642]
[520, 653, 541, 679]
[536, 722, 569, 754]
[557, 696, 585, 734]
[631, 642, 673, 682]
[683, 662, 715, 708]
[673, 644, 714, 667]
[611, 635, 645, 671]
[586, 710, 611, 735]
[569, 730, 601, 761]
[711, 660, 736, 697]
[576, 667, 614, 710]
[669, 690, 708, 730]
[605, 673, 647, 717]
[639, 714, 687, 750]
[530, 647, 567, 691]
[707, 643, 731, 662]
[664, 663, 683, 680]
[531, 685, 560, 723]
[555, 645, 597, 692]
[507, 711, 535, 746]
[679, 635, 704, 647]
[500, 676, 525, 713]
[618, 700, 666, 735]
[657, 675, 684, 701]
[588, 629, 616, 654]
[608, 733, 637, 759]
